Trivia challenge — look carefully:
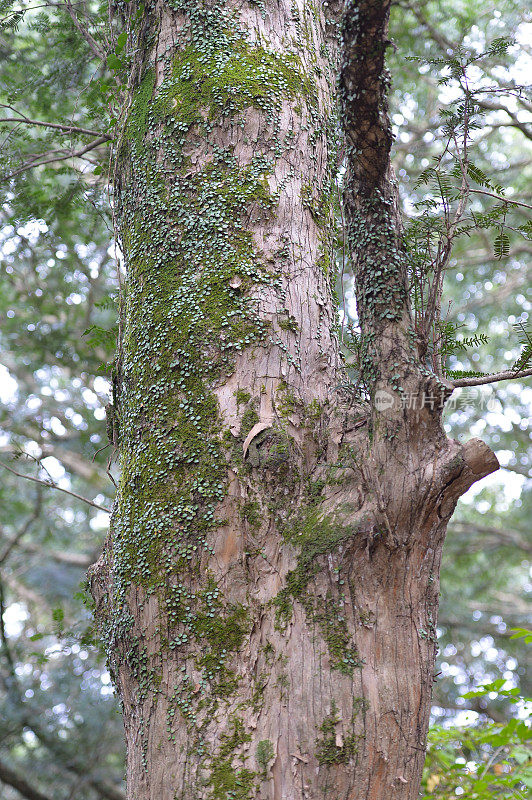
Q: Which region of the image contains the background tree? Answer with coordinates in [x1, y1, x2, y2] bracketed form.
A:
[0, 1, 529, 799]
[0, 3, 125, 797]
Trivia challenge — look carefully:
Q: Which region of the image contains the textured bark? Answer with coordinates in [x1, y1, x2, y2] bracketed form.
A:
[89, 2, 499, 799]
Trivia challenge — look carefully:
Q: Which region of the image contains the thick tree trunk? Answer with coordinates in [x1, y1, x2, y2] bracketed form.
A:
[89, 2, 498, 799]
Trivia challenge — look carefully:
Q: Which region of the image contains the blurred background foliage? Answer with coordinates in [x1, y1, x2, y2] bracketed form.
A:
[0, 0, 530, 798]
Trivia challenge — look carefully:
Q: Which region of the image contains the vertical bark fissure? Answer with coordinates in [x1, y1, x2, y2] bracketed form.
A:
[88, 2, 500, 799]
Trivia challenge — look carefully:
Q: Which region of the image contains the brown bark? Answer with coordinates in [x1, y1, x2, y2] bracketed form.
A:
[89, 2, 499, 799]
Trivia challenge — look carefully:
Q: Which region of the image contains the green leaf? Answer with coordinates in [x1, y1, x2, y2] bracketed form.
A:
[82, 324, 117, 349]
[512, 325, 532, 373]
[515, 721, 531, 741]
[516, 766, 532, 788]
[115, 31, 127, 54]
[107, 53, 124, 71]
[94, 294, 117, 310]
[493, 231, 510, 259]
[466, 162, 503, 193]
[487, 37, 513, 56]
[510, 627, 532, 644]
[513, 745, 532, 764]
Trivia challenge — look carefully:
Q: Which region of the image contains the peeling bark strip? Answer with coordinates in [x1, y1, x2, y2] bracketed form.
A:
[89, 2, 499, 799]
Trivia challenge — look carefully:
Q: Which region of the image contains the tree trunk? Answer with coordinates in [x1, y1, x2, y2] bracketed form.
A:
[89, 1, 498, 798]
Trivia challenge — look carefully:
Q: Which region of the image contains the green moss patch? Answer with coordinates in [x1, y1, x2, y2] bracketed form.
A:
[208, 717, 255, 799]
[315, 703, 359, 766]
[274, 509, 362, 674]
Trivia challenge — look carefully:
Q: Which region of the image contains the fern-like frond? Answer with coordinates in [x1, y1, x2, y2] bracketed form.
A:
[493, 231, 510, 259]
[445, 369, 487, 379]
[512, 323, 532, 373]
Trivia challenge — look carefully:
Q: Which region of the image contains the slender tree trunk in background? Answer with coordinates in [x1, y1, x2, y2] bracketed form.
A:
[89, 1, 498, 798]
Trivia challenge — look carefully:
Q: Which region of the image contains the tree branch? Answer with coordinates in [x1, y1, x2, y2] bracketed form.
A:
[0, 532, 95, 566]
[468, 188, 532, 211]
[0, 109, 108, 138]
[437, 614, 527, 637]
[448, 522, 532, 553]
[403, 2, 456, 53]
[0, 758, 53, 800]
[402, 3, 532, 141]
[341, 0, 394, 193]
[0, 580, 16, 676]
[432, 699, 507, 725]
[1, 703, 126, 800]
[475, 99, 532, 141]
[0, 582, 123, 800]
[501, 463, 532, 478]
[452, 367, 532, 387]
[0, 489, 42, 565]
[40, 443, 109, 485]
[63, 0, 105, 60]
[0, 461, 111, 513]
[341, 0, 415, 397]
[3, 135, 110, 181]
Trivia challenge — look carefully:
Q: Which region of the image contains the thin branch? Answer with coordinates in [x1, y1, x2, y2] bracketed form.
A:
[0, 580, 16, 676]
[0, 109, 109, 138]
[401, 2, 532, 141]
[432, 699, 507, 725]
[0, 758, 53, 800]
[3, 702, 126, 800]
[502, 463, 532, 478]
[4, 574, 53, 615]
[452, 367, 532, 387]
[63, 0, 105, 60]
[479, 744, 507, 779]
[476, 99, 532, 141]
[448, 522, 532, 553]
[3, 135, 110, 181]
[468, 188, 532, 211]
[0, 607, 124, 800]
[0, 533, 94, 566]
[438, 614, 528, 636]
[403, 2, 456, 53]
[0, 461, 111, 513]
[0, 489, 42, 565]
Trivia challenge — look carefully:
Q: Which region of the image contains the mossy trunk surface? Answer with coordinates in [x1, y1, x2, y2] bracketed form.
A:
[89, 2, 498, 799]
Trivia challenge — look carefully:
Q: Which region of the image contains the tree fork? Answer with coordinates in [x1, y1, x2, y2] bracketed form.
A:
[89, 2, 499, 798]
